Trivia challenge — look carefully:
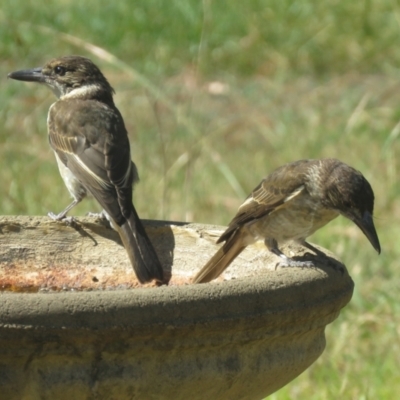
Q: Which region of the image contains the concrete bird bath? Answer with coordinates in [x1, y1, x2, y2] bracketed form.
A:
[0, 216, 353, 400]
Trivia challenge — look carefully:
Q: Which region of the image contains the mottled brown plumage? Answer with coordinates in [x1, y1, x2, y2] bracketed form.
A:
[8, 56, 164, 284]
[193, 159, 381, 284]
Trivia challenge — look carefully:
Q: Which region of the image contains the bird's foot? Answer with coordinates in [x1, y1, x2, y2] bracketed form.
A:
[275, 259, 315, 270]
[269, 246, 315, 270]
[48, 211, 67, 221]
[48, 212, 77, 226]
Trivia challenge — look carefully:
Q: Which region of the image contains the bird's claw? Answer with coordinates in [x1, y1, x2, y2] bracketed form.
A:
[48, 212, 76, 226]
[48, 211, 65, 221]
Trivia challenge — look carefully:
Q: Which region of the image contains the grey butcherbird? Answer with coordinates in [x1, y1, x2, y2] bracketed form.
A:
[193, 158, 381, 284]
[8, 55, 164, 284]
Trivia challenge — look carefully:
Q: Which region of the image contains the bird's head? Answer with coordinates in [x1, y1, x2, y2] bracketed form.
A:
[322, 161, 381, 254]
[8, 56, 114, 99]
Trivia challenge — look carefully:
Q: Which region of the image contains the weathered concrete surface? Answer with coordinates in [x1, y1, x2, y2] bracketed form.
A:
[0, 216, 354, 400]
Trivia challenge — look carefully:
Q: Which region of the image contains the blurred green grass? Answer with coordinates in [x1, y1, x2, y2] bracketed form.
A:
[1, 0, 399, 398]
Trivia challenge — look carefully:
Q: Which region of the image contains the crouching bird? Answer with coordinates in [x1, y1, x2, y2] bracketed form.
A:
[8, 56, 164, 284]
[193, 158, 380, 284]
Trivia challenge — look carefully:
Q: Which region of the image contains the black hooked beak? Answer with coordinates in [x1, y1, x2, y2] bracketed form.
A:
[8, 67, 45, 83]
[353, 211, 381, 254]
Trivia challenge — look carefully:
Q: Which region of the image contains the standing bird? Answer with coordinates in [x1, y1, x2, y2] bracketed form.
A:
[193, 158, 381, 284]
[8, 56, 164, 284]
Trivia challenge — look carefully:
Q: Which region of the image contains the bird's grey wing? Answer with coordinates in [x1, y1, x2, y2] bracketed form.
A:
[218, 160, 316, 243]
[48, 100, 135, 222]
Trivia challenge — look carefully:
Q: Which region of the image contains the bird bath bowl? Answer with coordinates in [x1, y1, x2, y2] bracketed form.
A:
[0, 216, 353, 400]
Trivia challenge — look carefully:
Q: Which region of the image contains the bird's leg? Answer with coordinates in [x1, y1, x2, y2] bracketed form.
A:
[265, 238, 315, 269]
[48, 199, 81, 223]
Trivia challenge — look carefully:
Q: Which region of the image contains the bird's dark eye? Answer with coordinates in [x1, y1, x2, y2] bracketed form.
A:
[54, 66, 66, 76]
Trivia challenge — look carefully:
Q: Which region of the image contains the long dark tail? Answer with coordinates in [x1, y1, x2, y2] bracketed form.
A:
[115, 206, 164, 284]
[192, 233, 246, 284]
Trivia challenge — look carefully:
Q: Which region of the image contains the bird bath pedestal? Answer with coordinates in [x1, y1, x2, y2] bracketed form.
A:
[0, 216, 353, 400]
